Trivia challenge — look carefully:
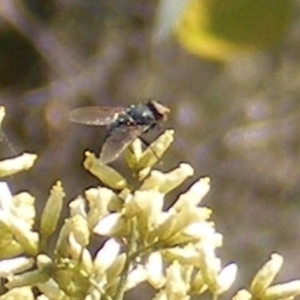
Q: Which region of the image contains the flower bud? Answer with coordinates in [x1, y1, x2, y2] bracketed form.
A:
[250, 253, 283, 296]
[0, 153, 37, 177]
[84, 152, 127, 190]
[0, 257, 34, 277]
[40, 181, 65, 239]
[174, 177, 210, 211]
[263, 280, 300, 300]
[94, 239, 120, 272]
[232, 289, 252, 300]
[137, 129, 174, 170]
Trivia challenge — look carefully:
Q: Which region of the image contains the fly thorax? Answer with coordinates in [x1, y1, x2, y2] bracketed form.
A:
[127, 105, 156, 126]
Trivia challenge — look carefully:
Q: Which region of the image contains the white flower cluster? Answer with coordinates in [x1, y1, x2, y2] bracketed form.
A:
[0, 107, 298, 300]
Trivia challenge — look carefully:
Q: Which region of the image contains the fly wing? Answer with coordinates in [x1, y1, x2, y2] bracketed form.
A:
[100, 126, 146, 164]
[68, 106, 124, 126]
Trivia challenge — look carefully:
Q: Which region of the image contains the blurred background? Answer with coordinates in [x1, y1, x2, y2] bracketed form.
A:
[0, 0, 299, 297]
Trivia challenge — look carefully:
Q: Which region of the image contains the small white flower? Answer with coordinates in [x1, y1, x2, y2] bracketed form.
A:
[84, 152, 127, 190]
[163, 245, 200, 264]
[263, 280, 300, 300]
[0, 257, 34, 277]
[137, 130, 174, 170]
[232, 289, 252, 300]
[37, 277, 64, 299]
[0, 153, 37, 177]
[93, 212, 125, 236]
[141, 163, 194, 194]
[165, 261, 189, 299]
[199, 245, 221, 292]
[68, 233, 92, 268]
[125, 190, 164, 236]
[250, 253, 283, 296]
[0, 182, 13, 213]
[0, 106, 5, 126]
[174, 177, 210, 211]
[184, 221, 222, 247]
[69, 197, 87, 218]
[146, 252, 165, 288]
[125, 265, 148, 291]
[85, 187, 121, 229]
[94, 239, 120, 272]
[216, 263, 238, 294]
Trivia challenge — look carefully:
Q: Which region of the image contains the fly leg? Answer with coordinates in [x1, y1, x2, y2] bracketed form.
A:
[139, 137, 162, 163]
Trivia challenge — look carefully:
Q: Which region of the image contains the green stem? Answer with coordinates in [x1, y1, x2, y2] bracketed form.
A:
[114, 218, 137, 300]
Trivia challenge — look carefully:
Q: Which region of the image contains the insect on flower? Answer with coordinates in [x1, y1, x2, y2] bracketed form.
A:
[68, 100, 170, 164]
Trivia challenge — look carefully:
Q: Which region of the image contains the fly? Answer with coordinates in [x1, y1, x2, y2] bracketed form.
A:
[68, 100, 170, 164]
